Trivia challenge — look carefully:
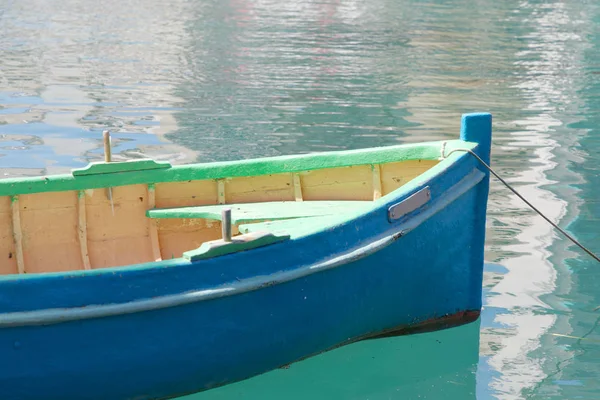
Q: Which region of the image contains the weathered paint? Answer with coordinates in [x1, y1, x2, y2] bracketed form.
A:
[0, 113, 491, 400]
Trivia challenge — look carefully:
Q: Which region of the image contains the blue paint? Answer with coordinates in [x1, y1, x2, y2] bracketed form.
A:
[0, 112, 492, 400]
[0, 170, 484, 328]
[460, 112, 492, 310]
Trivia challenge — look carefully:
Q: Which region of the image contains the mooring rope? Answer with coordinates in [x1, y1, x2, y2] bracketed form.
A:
[445, 148, 600, 264]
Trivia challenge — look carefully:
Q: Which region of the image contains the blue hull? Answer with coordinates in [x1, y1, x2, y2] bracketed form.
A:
[0, 113, 492, 400]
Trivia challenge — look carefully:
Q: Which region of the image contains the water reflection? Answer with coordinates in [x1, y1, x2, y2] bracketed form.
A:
[479, 1, 594, 397]
[0, 0, 197, 176]
[184, 319, 481, 400]
[524, 1, 600, 396]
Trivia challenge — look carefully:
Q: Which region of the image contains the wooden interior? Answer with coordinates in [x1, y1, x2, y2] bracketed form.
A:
[0, 159, 438, 275]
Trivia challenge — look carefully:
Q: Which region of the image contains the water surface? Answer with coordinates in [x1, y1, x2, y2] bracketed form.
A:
[2, 0, 600, 398]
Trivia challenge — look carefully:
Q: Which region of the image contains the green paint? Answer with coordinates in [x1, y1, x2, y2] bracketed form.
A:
[0, 140, 475, 197]
[238, 216, 340, 235]
[71, 159, 172, 176]
[183, 232, 290, 261]
[147, 201, 370, 224]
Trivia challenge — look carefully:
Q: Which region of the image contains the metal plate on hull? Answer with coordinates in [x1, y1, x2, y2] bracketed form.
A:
[388, 186, 431, 221]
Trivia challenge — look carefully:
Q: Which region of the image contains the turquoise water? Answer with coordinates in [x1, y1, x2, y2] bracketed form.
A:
[2, 0, 600, 398]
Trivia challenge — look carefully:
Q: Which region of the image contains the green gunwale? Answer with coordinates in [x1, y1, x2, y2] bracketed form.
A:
[0, 139, 474, 197]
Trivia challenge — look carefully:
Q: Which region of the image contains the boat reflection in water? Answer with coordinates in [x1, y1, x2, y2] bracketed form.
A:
[185, 318, 481, 400]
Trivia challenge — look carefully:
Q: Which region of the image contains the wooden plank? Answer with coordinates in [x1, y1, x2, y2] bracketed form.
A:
[157, 219, 223, 260]
[372, 164, 382, 200]
[147, 184, 162, 261]
[78, 191, 92, 270]
[86, 184, 154, 269]
[155, 180, 218, 208]
[147, 200, 370, 224]
[0, 197, 18, 275]
[225, 174, 295, 203]
[154, 180, 221, 260]
[217, 179, 226, 204]
[301, 165, 373, 201]
[293, 173, 303, 201]
[11, 196, 25, 274]
[381, 160, 438, 195]
[20, 191, 83, 273]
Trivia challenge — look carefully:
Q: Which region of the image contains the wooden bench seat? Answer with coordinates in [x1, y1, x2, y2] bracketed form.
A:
[146, 201, 371, 225]
[237, 215, 344, 235]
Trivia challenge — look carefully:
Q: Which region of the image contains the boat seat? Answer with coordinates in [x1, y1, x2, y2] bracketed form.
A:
[146, 201, 371, 225]
[237, 215, 343, 236]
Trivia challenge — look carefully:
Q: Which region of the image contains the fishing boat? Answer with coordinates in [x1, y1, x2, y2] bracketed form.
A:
[0, 112, 492, 400]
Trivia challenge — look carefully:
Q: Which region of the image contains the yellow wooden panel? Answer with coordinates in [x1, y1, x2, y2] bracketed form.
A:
[381, 160, 439, 195]
[217, 179, 225, 204]
[86, 184, 153, 268]
[20, 191, 82, 273]
[225, 173, 295, 204]
[293, 173, 303, 201]
[86, 185, 149, 240]
[11, 197, 24, 274]
[157, 218, 219, 233]
[155, 180, 218, 208]
[147, 186, 162, 261]
[89, 236, 154, 269]
[0, 197, 17, 275]
[372, 164, 382, 200]
[158, 219, 223, 259]
[78, 193, 91, 270]
[301, 165, 373, 201]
